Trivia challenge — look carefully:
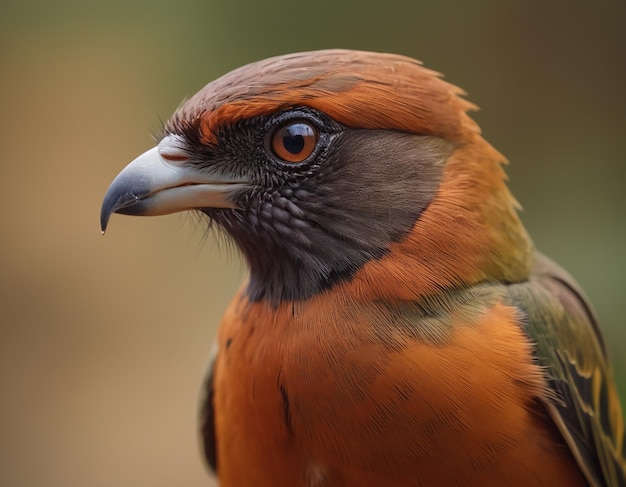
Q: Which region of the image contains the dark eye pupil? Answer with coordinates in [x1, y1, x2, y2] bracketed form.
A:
[282, 124, 313, 154]
[283, 134, 304, 154]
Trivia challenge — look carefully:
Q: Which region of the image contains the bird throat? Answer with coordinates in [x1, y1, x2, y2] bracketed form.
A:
[214, 205, 392, 304]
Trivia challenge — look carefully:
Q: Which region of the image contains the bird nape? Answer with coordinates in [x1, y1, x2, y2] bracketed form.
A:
[101, 49, 626, 487]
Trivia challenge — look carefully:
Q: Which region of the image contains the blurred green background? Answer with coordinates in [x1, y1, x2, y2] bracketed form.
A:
[1, 1, 624, 486]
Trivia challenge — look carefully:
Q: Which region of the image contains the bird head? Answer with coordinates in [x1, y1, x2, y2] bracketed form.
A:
[101, 49, 533, 304]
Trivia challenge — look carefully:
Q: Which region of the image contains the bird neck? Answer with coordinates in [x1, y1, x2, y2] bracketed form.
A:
[338, 138, 535, 302]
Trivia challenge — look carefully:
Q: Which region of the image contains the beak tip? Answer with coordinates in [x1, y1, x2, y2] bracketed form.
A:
[100, 190, 118, 234]
[100, 176, 143, 233]
[100, 209, 111, 234]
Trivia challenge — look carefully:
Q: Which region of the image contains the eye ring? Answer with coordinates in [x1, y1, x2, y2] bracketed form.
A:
[270, 120, 318, 163]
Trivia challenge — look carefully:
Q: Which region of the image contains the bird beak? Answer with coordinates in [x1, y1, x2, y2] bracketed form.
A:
[100, 135, 249, 233]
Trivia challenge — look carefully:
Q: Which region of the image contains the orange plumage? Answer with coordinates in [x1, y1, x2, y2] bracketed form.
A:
[214, 289, 588, 486]
[101, 50, 625, 486]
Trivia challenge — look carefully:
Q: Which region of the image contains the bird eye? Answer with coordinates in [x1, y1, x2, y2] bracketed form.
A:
[270, 121, 318, 163]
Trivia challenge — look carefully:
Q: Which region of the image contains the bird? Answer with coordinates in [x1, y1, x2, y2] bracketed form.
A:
[101, 49, 626, 486]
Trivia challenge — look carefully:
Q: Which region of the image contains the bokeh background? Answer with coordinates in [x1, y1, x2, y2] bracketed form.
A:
[1, 1, 624, 486]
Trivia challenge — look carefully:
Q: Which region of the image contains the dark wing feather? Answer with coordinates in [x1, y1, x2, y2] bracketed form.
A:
[200, 345, 218, 473]
[507, 252, 626, 486]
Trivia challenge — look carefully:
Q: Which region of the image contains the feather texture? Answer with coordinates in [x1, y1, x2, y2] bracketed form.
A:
[102, 49, 626, 486]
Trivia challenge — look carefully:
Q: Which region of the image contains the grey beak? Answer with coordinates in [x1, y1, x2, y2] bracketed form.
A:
[100, 135, 249, 233]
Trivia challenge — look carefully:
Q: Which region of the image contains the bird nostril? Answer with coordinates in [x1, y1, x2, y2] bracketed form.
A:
[158, 134, 191, 163]
[160, 151, 189, 162]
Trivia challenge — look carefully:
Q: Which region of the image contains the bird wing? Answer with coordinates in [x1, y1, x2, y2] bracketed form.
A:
[507, 252, 626, 487]
[200, 344, 218, 473]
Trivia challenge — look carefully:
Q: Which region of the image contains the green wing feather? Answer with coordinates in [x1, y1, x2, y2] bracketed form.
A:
[507, 252, 626, 486]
